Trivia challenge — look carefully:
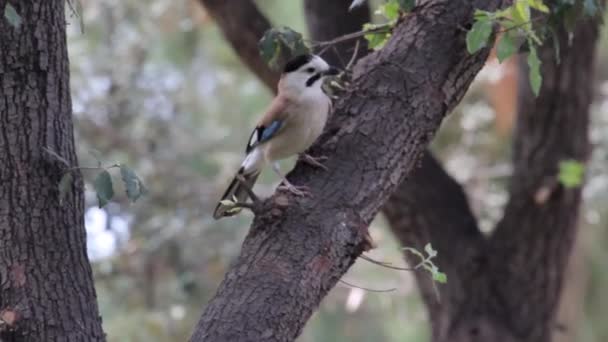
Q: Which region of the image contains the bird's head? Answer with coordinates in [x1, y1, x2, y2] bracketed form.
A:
[278, 54, 340, 97]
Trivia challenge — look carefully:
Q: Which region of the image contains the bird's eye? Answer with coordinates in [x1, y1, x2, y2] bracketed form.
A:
[305, 67, 315, 73]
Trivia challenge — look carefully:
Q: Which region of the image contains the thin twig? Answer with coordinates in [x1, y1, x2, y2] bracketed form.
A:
[346, 39, 361, 71]
[65, 164, 120, 173]
[360, 254, 415, 271]
[497, 16, 545, 35]
[309, 24, 393, 49]
[339, 279, 396, 293]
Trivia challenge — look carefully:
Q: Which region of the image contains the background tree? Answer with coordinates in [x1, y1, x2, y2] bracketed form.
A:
[0, 0, 104, 340]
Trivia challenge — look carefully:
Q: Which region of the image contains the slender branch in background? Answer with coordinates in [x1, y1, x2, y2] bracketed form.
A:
[338, 279, 397, 293]
[308, 23, 392, 48]
[359, 254, 415, 271]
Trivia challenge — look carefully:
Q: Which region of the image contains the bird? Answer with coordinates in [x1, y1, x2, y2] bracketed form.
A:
[213, 54, 339, 219]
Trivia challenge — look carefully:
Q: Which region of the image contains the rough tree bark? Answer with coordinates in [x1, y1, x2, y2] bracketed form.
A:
[384, 7, 600, 342]
[190, 0, 508, 341]
[0, 1, 105, 341]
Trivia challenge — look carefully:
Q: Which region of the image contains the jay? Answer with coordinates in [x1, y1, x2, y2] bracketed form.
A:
[213, 54, 339, 219]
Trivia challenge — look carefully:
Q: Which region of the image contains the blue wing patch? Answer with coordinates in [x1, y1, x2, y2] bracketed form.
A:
[260, 120, 282, 142]
[245, 120, 283, 153]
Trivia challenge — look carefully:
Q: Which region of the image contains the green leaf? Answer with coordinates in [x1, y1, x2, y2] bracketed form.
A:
[497, 33, 517, 62]
[398, 0, 416, 12]
[4, 3, 22, 28]
[558, 160, 585, 188]
[527, 44, 542, 96]
[528, 0, 550, 13]
[474, 9, 493, 20]
[363, 23, 391, 50]
[377, 2, 400, 20]
[433, 271, 448, 284]
[259, 29, 281, 70]
[58, 172, 73, 205]
[258, 27, 310, 70]
[94, 170, 114, 208]
[424, 243, 438, 258]
[466, 19, 493, 54]
[120, 165, 147, 202]
[511, 1, 531, 25]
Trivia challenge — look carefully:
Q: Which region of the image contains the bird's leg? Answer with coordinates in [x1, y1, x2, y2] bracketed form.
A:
[272, 162, 311, 197]
[300, 153, 328, 171]
[235, 174, 261, 204]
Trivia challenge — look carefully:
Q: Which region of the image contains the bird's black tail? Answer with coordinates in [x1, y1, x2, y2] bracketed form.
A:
[213, 169, 260, 219]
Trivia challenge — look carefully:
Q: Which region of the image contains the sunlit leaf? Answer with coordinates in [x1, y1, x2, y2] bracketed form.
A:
[558, 160, 585, 188]
[528, 0, 550, 13]
[527, 44, 542, 96]
[4, 3, 22, 28]
[363, 23, 391, 50]
[511, 0, 531, 24]
[466, 19, 493, 54]
[376, 2, 400, 20]
[94, 170, 114, 208]
[424, 243, 438, 258]
[433, 271, 448, 283]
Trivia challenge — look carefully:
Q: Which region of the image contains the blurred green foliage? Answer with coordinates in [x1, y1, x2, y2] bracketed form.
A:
[65, 1, 608, 341]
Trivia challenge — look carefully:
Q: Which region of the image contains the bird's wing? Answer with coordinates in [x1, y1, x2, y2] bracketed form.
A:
[245, 95, 291, 153]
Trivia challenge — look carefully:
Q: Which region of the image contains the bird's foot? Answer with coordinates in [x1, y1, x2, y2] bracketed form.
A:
[300, 153, 328, 171]
[278, 180, 312, 197]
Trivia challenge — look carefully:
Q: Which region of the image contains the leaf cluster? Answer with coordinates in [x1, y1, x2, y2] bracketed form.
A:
[466, 0, 603, 96]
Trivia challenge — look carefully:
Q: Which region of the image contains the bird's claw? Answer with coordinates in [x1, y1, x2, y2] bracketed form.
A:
[301, 154, 328, 171]
[278, 183, 312, 197]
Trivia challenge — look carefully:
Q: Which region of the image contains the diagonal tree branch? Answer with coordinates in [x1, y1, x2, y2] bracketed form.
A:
[303, 2, 486, 334]
[190, 0, 507, 341]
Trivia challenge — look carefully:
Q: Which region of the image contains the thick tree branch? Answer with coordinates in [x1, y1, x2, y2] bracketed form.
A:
[190, 0, 507, 340]
[198, 0, 278, 89]
[304, 2, 485, 334]
[487, 12, 600, 339]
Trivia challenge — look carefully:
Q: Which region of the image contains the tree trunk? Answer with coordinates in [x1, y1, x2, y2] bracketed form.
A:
[0, 1, 105, 340]
[189, 0, 507, 341]
[384, 9, 600, 342]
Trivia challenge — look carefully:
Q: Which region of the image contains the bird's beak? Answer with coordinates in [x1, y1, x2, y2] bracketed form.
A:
[323, 66, 341, 76]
